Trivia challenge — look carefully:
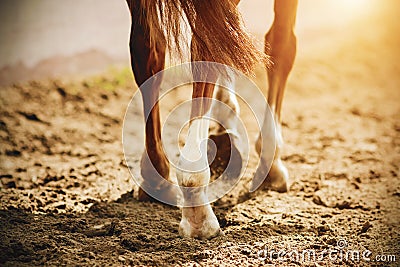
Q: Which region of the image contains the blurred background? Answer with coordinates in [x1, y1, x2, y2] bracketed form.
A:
[0, 2, 399, 264]
[0, 0, 398, 86]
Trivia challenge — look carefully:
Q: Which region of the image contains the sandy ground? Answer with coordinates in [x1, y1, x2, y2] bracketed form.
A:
[1, 2, 400, 267]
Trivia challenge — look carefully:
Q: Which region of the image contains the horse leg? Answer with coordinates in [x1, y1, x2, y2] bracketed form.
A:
[177, 79, 222, 239]
[176, 41, 222, 238]
[208, 73, 243, 180]
[127, 0, 173, 202]
[255, 0, 297, 192]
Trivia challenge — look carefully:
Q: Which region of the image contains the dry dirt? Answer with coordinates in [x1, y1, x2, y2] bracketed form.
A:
[1, 4, 400, 267]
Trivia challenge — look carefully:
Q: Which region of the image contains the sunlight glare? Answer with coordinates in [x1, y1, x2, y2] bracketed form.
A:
[326, 0, 375, 19]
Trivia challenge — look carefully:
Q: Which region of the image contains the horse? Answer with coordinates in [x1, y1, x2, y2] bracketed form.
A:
[125, 0, 297, 239]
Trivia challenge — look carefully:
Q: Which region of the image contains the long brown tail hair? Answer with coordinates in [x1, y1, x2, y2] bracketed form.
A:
[133, 0, 266, 75]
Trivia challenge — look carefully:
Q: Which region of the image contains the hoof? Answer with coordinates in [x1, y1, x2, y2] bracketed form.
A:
[252, 158, 289, 193]
[179, 206, 222, 239]
[139, 149, 179, 204]
[179, 220, 223, 240]
[208, 132, 242, 180]
[138, 188, 154, 202]
[138, 182, 179, 205]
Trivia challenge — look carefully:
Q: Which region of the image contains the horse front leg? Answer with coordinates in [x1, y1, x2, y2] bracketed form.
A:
[176, 61, 222, 239]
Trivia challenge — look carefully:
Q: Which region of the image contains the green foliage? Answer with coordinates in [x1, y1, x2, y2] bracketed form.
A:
[81, 66, 134, 91]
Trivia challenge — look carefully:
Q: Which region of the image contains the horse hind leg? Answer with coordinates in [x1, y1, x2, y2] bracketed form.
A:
[208, 74, 243, 181]
[127, 0, 176, 203]
[176, 79, 222, 239]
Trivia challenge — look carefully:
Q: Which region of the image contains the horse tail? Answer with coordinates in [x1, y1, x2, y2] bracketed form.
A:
[138, 0, 266, 75]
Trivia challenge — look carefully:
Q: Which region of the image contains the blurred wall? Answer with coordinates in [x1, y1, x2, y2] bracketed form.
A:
[0, 0, 130, 68]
